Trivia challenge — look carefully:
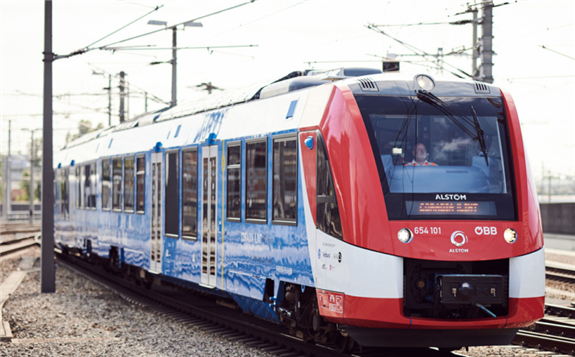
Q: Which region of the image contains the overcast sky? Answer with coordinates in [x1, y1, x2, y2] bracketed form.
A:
[1, 0, 574, 180]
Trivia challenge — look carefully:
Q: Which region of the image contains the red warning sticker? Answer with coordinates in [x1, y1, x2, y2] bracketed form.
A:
[317, 289, 344, 317]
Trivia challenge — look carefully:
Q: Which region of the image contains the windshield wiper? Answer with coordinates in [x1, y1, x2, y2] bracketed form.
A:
[416, 90, 489, 166]
[470, 105, 488, 166]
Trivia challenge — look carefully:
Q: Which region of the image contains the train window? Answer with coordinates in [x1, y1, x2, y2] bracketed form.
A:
[76, 166, 82, 209]
[112, 158, 122, 211]
[165, 150, 180, 238]
[84, 164, 93, 209]
[62, 168, 69, 218]
[102, 159, 111, 211]
[182, 149, 198, 238]
[245, 140, 267, 223]
[90, 162, 96, 210]
[55, 169, 61, 212]
[124, 156, 135, 213]
[226, 143, 241, 221]
[272, 137, 297, 225]
[316, 137, 343, 240]
[136, 155, 145, 214]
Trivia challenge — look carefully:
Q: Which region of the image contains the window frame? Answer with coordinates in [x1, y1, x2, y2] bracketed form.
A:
[101, 158, 112, 211]
[181, 147, 198, 240]
[123, 155, 135, 213]
[245, 138, 268, 224]
[136, 154, 146, 214]
[76, 166, 82, 209]
[272, 135, 298, 226]
[226, 141, 242, 222]
[164, 149, 180, 238]
[112, 157, 123, 212]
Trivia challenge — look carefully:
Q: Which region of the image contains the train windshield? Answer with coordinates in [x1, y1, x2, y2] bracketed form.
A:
[355, 95, 516, 220]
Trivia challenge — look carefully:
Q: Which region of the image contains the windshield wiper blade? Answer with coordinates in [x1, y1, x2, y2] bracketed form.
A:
[470, 105, 489, 166]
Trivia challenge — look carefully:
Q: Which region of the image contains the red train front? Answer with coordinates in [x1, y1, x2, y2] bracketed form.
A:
[297, 72, 544, 348]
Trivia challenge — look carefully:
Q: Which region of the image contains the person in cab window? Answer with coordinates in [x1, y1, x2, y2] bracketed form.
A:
[405, 143, 437, 166]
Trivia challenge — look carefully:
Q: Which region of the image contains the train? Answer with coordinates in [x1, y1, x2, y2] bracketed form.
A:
[54, 67, 545, 351]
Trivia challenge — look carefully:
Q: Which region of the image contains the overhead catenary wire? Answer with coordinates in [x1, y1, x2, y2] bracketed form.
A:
[365, 24, 473, 79]
[95, 0, 257, 50]
[83, 5, 164, 49]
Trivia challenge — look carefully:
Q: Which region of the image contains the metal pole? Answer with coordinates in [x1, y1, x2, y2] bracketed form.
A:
[108, 74, 112, 126]
[472, 8, 479, 80]
[145, 92, 148, 112]
[480, 3, 494, 84]
[119, 71, 125, 123]
[29, 131, 34, 225]
[171, 26, 177, 107]
[127, 81, 130, 121]
[42, 0, 55, 293]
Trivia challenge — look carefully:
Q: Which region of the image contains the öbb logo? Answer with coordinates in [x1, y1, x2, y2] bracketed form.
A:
[475, 226, 497, 235]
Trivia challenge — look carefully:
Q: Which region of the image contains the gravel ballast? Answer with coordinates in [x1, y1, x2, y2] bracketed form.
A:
[0, 246, 572, 356]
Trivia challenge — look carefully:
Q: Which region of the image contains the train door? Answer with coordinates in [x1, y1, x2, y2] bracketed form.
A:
[150, 152, 162, 273]
[200, 145, 218, 287]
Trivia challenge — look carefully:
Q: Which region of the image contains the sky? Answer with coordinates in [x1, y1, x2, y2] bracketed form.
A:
[1, 0, 574, 181]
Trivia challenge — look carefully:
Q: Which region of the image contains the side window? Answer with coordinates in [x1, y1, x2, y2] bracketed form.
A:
[90, 162, 96, 209]
[84, 164, 91, 209]
[245, 140, 267, 222]
[136, 155, 145, 213]
[63, 168, 69, 217]
[55, 169, 61, 212]
[102, 159, 111, 211]
[112, 158, 122, 210]
[272, 137, 297, 224]
[124, 156, 135, 213]
[76, 166, 82, 209]
[165, 150, 179, 237]
[226, 144, 241, 221]
[316, 137, 343, 240]
[182, 149, 198, 238]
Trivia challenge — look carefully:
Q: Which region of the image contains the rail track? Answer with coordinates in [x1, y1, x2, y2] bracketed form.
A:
[0, 223, 40, 256]
[546, 261, 575, 285]
[511, 262, 575, 355]
[56, 252, 469, 357]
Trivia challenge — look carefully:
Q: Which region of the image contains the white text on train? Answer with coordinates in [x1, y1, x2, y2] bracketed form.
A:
[435, 194, 467, 200]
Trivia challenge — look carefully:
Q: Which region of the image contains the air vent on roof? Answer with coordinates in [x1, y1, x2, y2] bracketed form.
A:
[358, 78, 379, 92]
[474, 82, 490, 94]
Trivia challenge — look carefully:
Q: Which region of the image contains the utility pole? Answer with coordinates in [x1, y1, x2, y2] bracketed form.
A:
[127, 81, 130, 121]
[106, 74, 112, 126]
[479, 2, 494, 84]
[436, 48, 444, 75]
[148, 20, 203, 108]
[42, 0, 55, 293]
[471, 7, 479, 79]
[171, 27, 177, 107]
[119, 71, 126, 123]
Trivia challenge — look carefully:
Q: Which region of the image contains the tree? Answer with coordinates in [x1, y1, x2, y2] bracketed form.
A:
[66, 120, 104, 143]
[18, 170, 41, 203]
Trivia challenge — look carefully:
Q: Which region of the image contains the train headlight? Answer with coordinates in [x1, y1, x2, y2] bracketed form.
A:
[504, 228, 517, 244]
[414, 74, 435, 91]
[397, 228, 413, 244]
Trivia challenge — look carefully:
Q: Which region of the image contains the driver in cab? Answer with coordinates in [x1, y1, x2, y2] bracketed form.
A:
[405, 143, 437, 166]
